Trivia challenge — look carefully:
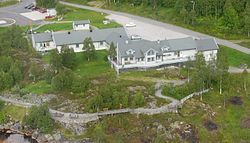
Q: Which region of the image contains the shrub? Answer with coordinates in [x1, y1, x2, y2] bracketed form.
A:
[23, 105, 54, 133]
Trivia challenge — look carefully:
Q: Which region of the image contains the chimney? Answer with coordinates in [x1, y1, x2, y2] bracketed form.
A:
[157, 40, 160, 44]
[90, 29, 93, 32]
[120, 35, 122, 38]
[125, 40, 128, 44]
[68, 31, 71, 34]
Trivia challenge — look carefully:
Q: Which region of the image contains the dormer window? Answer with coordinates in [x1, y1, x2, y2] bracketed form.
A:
[126, 49, 135, 55]
[147, 50, 155, 56]
[161, 46, 170, 52]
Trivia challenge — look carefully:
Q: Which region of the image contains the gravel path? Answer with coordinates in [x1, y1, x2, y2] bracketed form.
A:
[0, 79, 187, 124]
[59, 1, 250, 54]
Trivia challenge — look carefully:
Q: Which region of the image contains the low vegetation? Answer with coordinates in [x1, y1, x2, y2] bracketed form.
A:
[0, 0, 18, 8]
[23, 104, 54, 133]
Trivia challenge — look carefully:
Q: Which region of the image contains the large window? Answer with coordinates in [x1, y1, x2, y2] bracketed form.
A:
[147, 50, 154, 56]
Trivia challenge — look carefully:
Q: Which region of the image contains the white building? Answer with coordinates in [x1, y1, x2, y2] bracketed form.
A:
[72, 20, 90, 31]
[31, 27, 219, 70]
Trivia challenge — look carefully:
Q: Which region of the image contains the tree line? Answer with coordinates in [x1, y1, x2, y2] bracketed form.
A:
[104, 0, 250, 37]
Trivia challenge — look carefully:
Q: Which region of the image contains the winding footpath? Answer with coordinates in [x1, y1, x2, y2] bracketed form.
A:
[0, 79, 210, 124]
[59, 1, 250, 54]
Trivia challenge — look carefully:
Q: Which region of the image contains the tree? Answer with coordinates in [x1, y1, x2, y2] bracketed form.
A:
[192, 52, 208, 100]
[9, 63, 22, 85]
[61, 46, 76, 69]
[216, 48, 229, 95]
[244, 2, 250, 37]
[56, 4, 68, 16]
[189, 9, 197, 25]
[49, 50, 62, 71]
[51, 69, 74, 91]
[132, 92, 145, 107]
[36, 0, 57, 9]
[23, 104, 54, 133]
[83, 37, 96, 61]
[180, 7, 188, 24]
[92, 124, 107, 143]
[241, 69, 248, 92]
[109, 42, 116, 60]
[71, 76, 90, 93]
[185, 57, 194, 83]
[29, 62, 42, 82]
[223, 0, 240, 31]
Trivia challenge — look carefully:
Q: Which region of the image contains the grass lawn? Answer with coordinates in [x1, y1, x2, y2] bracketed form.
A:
[0, 0, 18, 7]
[35, 4, 121, 32]
[220, 46, 250, 67]
[22, 81, 52, 95]
[3, 105, 28, 121]
[74, 50, 115, 77]
[35, 23, 73, 33]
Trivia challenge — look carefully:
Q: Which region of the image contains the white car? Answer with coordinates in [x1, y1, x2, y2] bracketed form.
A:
[125, 22, 136, 27]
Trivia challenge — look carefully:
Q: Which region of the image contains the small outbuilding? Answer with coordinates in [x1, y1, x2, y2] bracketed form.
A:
[73, 20, 90, 30]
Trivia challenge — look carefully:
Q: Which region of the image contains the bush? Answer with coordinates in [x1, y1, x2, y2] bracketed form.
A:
[23, 105, 54, 133]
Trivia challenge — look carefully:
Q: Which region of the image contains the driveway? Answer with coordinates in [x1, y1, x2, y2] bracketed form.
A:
[60, 1, 250, 54]
[0, 0, 43, 25]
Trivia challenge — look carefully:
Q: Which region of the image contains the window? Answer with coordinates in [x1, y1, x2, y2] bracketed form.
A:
[130, 57, 133, 60]
[100, 41, 104, 45]
[124, 58, 127, 61]
[151, 57, 155, 61]
[76, 44, 79, 48]
[147, 58, 151, 62]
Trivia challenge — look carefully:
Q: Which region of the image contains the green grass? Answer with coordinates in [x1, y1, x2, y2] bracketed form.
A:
[35, 23, 73, 32]
[22, 81, 52, 95]
[238, 41, 250, 49]
[3, 105, 28, 121]
[74, 50, 115, 77]
[220, 46, 250, 67]
[0, 0, 18, 7]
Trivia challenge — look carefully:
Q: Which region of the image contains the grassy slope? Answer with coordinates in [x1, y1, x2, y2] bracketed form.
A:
[73, 50, 115, 77]
[3, 105, 28, 121]
[220, 46, 250, 67]
[85, 74, 250, 142]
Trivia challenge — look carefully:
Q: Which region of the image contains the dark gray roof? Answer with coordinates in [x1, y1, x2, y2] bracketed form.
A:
[53, 27, 128, 46]
[33, 32, 53, 43]
[196, 38, 219, 51]
[116, 37, 198, 58]
[73, 20, 90, 25]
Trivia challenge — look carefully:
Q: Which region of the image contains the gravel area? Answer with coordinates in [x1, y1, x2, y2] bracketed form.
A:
[107, 14, 189, 41]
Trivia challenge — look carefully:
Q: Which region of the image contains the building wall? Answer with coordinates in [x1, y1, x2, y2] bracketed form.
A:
[202, 50, 217, 61]
[73, 24, 90, 31]
[35, 41, 56, 52]
[56, 41, 109, 53]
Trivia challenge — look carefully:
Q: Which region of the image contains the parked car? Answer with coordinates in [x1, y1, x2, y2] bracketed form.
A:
[125, 22, 136, 27]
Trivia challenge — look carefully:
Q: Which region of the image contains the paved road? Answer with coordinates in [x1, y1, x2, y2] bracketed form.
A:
[60, 1, 250, 54]
[0, 0, 42, 25]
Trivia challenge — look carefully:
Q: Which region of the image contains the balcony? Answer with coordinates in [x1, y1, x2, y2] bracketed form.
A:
[109, 57, 195, 70]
